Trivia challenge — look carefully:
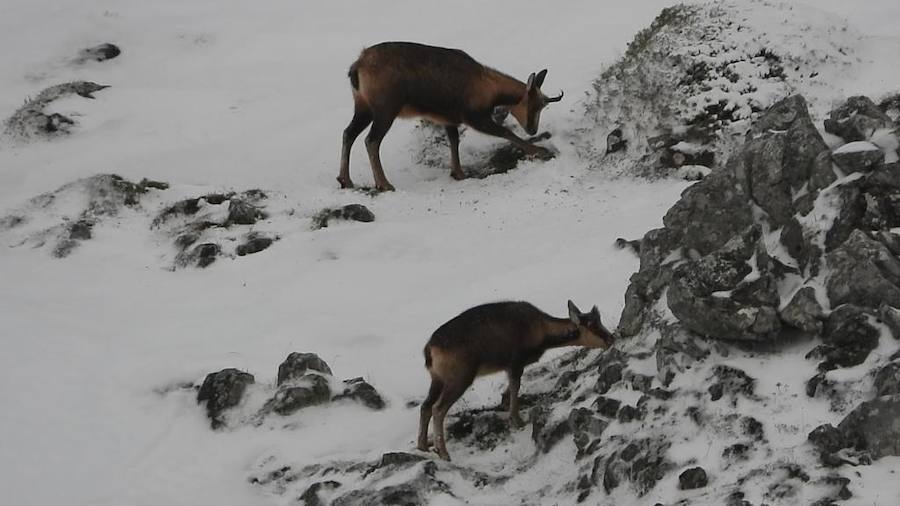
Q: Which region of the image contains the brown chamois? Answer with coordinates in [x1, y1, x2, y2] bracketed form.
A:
[338, 41, 564, 191]
[418, 300, 614, 461]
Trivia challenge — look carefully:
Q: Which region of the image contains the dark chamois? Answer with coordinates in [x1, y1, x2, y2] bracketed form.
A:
[418, 300, 614, 461]
[339, 41, 563, 191]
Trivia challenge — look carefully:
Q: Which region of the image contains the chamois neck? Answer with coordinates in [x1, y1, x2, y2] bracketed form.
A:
[486, 67, 526, 106]
[541, 318, 580, 349]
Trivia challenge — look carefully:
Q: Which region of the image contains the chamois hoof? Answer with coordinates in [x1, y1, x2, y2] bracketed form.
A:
[510, 415, 525, 429]
[450, 171, 467, 181]
[336, 176, 354, 189]
[528, 147, 554, 161]
[375, 182, 396, 192]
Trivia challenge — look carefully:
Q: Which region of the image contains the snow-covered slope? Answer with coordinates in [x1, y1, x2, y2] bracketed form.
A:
[1, 1, 899, 506]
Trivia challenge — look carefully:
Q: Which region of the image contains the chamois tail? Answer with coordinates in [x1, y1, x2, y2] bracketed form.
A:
[348, 61, 360, 90]
[424, 345, 433, 369]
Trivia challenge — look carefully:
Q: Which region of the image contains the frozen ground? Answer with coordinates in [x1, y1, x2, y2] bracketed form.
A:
[0, 1, 898, 506]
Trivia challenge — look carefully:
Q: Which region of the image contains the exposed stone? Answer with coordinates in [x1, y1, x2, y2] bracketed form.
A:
[192, 242, 220, 268]
[826, 230, 900, 309]
[569, 408, 609, 456]
[530, 405, 570, 453]
[824, 96, 894, 142]
[808, 424, 846, 454]
[593, 396, 621, 418]
[832, 142, 885, 173]
[708, 365, 755, 404]
[447, 410, 510, 451]
[236, 234, 274, 256]
[264, 374, 332, 416]
[333, 377, 386, 410]
[838, 394, 900, 459]
[662, 169, 753, 255]
[874, 362, 900, 396]
[617, 405, 642, 423]
[823, 181, 866, 251]
[779, 286, 824, 333]
[655, 330, 710, 385]
[678, 466, 708, 490]
[601, 437, 673, 496]
[312, 204, 375, 229]
[879, 303, 900, 339]
[668, 227, 781, 341]
[277, 352, 333, 385]
[75, 43, 121, 63]
[197, 368, 255, 429]
[815, 304, 880, 370]
[299, 480, 341, 506]
[227, 198, 265, 225]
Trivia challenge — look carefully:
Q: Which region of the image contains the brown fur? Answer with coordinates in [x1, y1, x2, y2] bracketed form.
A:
[338, 42, 562, 191]
[417, 300, 613, 461]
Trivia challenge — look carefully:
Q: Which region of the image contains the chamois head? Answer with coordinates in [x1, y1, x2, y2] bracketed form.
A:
[567, 300, 614, 349]
[511, 69, 563, 135]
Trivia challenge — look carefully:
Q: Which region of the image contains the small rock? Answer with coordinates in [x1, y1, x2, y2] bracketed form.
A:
[678, 466, 708, 490]
[780, 286, 824, 333]
[593, 396, 621, 418]
[227, 198, 265, 225]
[818, 305, 880, 370]
[277, 352, 333, 386]
[874, 362, 900, 396]
[312, 204, 375, 229]
[878, 303, 900, 340]
[236, 234, 274, 256]
[826, 230, 900, 309]
[530, 405, 570, 453]
[75, 43, 121, 63]
[193, 243, 220, 268]
[606, 127, 627, 153]
[808, 424, 846, 454]
[333, 377, 386, 410]
[265, 374, 331, 416]
[197, 368, 255, 429]
[299, 480, 341, 506]
[708, 365, 755, 404]
[832, 141, 885, 173]
[617, 405, 642, 423]
[824, 96, 894, 142]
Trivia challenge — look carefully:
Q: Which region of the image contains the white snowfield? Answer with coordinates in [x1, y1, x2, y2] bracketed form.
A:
[0, 1, 898, 506]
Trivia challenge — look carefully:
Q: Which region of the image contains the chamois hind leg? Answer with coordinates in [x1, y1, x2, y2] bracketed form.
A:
[432, 374, 474, 461]
[417, 379, 443, 451]
[364, 110, 399, 192]
[338, 103, 373, 189]
[466, 115, 551, 158]
[445, 125, 466, 181]
[506, 366, 525, 428]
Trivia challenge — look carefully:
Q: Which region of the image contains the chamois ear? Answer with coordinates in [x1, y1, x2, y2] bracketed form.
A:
[534, 69, 548, 89]
[568, 300, 581, 325]
[591, 305, 601, 320]
[526, 72, 537, 91]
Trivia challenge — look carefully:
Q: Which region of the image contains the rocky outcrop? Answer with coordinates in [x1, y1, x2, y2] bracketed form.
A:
[4, 81, 109, 139]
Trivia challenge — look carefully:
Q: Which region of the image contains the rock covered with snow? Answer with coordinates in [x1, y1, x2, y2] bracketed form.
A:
[3, 81, 109, 140]
[577, 1, 860, 178]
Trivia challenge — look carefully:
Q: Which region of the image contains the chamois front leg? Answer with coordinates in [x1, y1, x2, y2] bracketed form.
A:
[445, 125, 466, 181]
[466, 116, 552, 159]
[417, 379, 443, 452]
[506, 366, 525, 428]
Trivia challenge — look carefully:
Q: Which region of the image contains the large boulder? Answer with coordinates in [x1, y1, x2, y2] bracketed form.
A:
[837, 394, 900, 459]
[277, 352, 333, 386]
[808, 305, 881, 370]
[826, 230, 900, 309]
[662, 169, 753, 256]
[197, 368, 255, 429]
[779, 286, 824, 333]
[667, 227, 781, 341]
[824, 96, 894, 142]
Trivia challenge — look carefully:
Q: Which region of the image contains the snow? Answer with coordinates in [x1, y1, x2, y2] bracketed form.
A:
[1, 1, 899, 505]
[833, 140, 881, 153]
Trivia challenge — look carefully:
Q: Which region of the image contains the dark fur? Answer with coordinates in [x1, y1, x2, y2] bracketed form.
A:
[427, 301, 577, 370]
[338, 42, 559, 191]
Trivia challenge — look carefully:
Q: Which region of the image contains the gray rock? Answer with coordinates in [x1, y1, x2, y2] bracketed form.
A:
[824, 96, 894, 142]
[708, 365, 756, 404]
[568, 407, 609, 456]
[530, 404, 570, 453]
[874, 362, 900, 396]
[655, 330, 710, 385]
[779, 286, 824, 333]
[826, 230, 900, 308]
[197, 368, 255, 429]
[810, 305, 880, 370]
[299, 480, 341, 506]
[277, 352, 333, 386]
[75, 43, 121, 63]
[733, 95, 832, 225]
[823, 181, 865, 251]
[838, 394, 900, 459]
[878, 303, 900, 340]
[808, 423, 846, 454]
[667, 228, 782, 341]
[236, 234, 274, 256]
[678, 467, 708, 490]
[227, 198, 265, 225]
[601, 437, 673, 496]
[832, 142, 885, 173]
[333, 377, 386, 410]
[312, 204, 375, 229]
[265, 374, 332, 416]
[663, 169, 753, 256]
